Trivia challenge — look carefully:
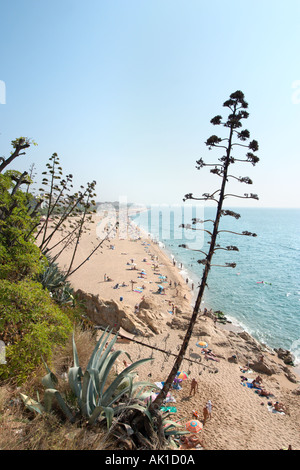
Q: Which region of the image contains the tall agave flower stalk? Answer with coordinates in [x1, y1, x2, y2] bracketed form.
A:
[151, 90, 259, 411]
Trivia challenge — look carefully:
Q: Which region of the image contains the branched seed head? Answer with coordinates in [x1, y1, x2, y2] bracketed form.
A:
[221, 210, 241, 219]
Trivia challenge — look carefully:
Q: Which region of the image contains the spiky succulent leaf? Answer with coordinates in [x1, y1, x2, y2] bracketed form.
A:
[102, 358, 152, 407]
[72, 332, 80, 368]
[41, 358, 59, 389]
[20, 393, 45, 415]
[88, 405, 114, 427]
[86, 327, 110, 370]
[43, 388, 75, 422]
[114, 403, 154, 425]
[68, 365, 83, 404]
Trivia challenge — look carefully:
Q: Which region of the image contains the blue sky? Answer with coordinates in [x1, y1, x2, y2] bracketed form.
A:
[1, 0, 300, 207]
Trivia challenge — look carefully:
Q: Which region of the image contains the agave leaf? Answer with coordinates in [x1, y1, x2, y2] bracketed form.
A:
[41, 361, 59, 390]
[93, 332, 119, 373]
[81, 370, 98, 417]
[81, 370, 92, 417]
[86, 327, 110, 370]
[20, 393, 45, 415]
[86, 367, 100, 411]
[114, 403, 153, 425]
[68, 365, 83, 404]
[102, 358, 152, 407]
[72, 332, 80, 368]
[41, 356, 52, 374]
[44, 389, 75, 423]
[134, 382, 161, 399]
[88, 405, 114, 428]
[164, 430, 189, 437]
[127, 372, 133, 399]
[97, 349, 124, 398]
[41, 371, 58, 390]
[105, 381, 157, 408]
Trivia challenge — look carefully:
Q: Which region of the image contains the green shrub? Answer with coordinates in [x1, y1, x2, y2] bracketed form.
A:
[0, 241, 44, 281]
[0, 279, 73, 384]
[0, 173, 43, 281]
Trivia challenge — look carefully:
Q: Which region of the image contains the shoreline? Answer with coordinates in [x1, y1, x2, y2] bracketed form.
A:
[51, 213, 300, 450]
[132, 214, 300, 375]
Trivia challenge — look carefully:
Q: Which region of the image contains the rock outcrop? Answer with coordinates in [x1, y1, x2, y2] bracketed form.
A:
[75, 290, 168, 337]
[274, 348, 295, 366]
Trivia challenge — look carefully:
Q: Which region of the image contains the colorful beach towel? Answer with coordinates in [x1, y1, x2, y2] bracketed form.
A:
[241, 381, 262, 390]
[160, 406, 177, 413]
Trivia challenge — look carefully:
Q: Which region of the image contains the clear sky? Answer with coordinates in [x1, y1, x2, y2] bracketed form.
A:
[1, 0, 300, 208]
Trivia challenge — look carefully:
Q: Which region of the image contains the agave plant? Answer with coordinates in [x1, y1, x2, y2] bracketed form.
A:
[38, 257, 74, 305]
[20, 328, 158, 429]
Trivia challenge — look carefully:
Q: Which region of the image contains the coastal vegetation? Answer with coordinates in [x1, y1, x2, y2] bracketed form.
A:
[0, 138, 98, 383]
[0, 137, 184, 450]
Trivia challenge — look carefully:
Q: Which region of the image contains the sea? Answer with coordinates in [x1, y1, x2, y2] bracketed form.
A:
[130, 205, 300, 366]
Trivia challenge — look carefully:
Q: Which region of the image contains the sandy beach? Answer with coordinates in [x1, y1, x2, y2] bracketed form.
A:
[54, 213, 300, 451]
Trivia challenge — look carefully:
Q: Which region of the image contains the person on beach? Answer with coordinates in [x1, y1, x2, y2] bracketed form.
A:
[179, 435, 205, 450]
[189, 378, 198, 396]
[258, 388, 272, 397]
[274, 401, 286, 413]
[203, 405, 209, 425]
[204, 400, 213, 422]
[203, 349, 217, 361]
[252, 376, 263, 388]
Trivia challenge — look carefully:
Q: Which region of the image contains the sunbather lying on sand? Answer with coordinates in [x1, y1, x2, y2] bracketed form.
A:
[179, 435, 205, 450]
[257, 388, 272, 397]
[204, 350, 220, 362]
[252, 376, 263, 388]
[273, 401, 286, 413]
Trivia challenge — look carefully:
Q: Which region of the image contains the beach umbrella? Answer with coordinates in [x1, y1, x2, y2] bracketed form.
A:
[176, 371, 189, 380]
[185, 420, 203, 434]
[196, 341, 208, 348]
[158, 285, 165, 290]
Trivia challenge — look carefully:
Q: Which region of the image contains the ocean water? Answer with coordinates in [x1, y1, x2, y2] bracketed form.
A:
[131, 205, 300, 365]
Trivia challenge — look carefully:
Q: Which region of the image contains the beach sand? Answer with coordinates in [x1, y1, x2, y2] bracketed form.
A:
[54, 214, 300, 451]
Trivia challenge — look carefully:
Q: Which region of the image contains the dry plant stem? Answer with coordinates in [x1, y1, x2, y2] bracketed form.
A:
[150, 95, 250, 411]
